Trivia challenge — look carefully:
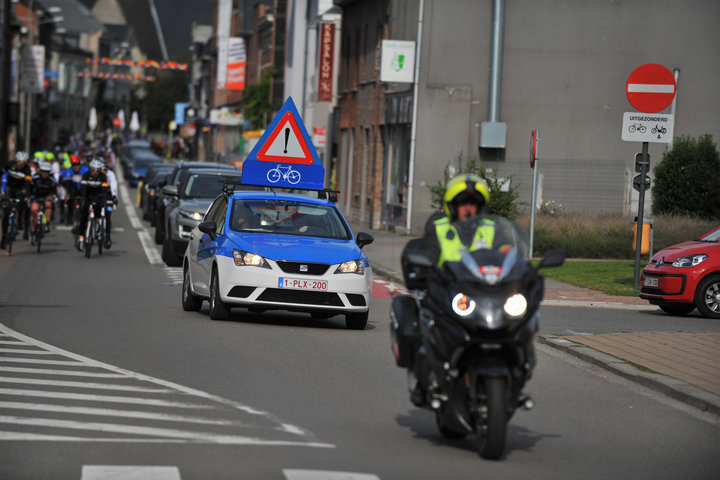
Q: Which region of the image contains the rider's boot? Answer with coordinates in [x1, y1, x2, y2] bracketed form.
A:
[0, 235, 6, 250]
[105, 233, 112, 249]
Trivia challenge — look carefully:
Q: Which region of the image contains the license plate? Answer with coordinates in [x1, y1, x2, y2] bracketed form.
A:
[279, 277, 328, 291]
[643, 277, 659, 287]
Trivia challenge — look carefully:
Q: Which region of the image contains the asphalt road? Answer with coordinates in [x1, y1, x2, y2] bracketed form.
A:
[1, 186, 718, 479]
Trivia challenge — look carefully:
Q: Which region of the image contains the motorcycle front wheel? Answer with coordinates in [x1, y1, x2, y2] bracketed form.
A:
[476, 376, 508, 460]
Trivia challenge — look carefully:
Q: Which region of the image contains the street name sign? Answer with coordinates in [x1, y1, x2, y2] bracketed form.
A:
[625, 63, 676, 113]
[621, 112, 674, 143]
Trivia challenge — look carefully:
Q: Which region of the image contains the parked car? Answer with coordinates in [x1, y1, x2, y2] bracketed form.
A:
[182, 188, 374, 328]
[127, 152, 163, 187]
[640, 227, 720, 318]
[161, 169, 245, 266]
[153, 161, 239, 245]
[120, 139, 153, 175]
[139, 163, 175, 222]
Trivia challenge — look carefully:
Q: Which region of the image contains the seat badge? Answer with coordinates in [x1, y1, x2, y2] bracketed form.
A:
[300, 264, 308, 273]
[655, 257, 664, 268]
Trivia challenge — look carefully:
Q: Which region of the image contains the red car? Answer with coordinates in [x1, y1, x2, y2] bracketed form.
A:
[640, 227, 720, 318]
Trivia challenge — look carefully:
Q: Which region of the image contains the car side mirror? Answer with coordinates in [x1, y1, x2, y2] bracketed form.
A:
[162, 185, 178, 197]
[198, 220, 217, 240]
[356, 231, 374, 249]
[538, 249, 566, 269]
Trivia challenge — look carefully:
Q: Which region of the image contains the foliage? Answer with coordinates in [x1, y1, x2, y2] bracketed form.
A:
[517, 211, 717, 259]
[428, 156, 522, 220]
[652, 135, 720, 220]
[540, 260, 637, 296]
[131, 70, 189, 132]
[538, 200, 563, 217]
[241, 68, 276, 129]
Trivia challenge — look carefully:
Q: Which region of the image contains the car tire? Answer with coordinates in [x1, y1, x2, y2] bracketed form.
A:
[181, 265, 203, 311]
[345, 310, 368, 330]
[162, 228, 182, 267]
[209, 268, 230, 320]
[659, 304, 696, 316]
[694, 275, 720, 319]
[154, 221, 163, 244]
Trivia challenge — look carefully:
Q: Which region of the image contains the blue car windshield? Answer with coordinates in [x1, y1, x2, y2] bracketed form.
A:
[229, 198, 351, 240]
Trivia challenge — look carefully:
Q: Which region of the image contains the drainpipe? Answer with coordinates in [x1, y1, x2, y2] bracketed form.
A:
[405, 0, 424, 234]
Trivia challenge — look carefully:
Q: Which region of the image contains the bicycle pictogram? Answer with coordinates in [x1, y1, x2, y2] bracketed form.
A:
[628, 123, 646, 133]
[266, 164, 301, 184]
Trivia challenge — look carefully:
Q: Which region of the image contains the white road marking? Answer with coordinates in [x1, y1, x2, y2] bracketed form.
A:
[0, 366, 125, 378]
[0, 388, 212, 407]
[82, 465, 181, 480]
[0, 357, 86, 365]
[0, 376, 173, 392]
[138, 230, 163, 265]
[284, 470, 381, 480]
[0, 348, 56, 355]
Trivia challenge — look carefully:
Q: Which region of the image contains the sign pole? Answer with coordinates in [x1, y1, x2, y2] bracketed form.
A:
[633, 141, 649, 290]
[528, 129, 539, 260]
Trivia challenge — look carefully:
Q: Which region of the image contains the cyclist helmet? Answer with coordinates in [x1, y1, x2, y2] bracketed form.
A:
[443, 173, 490, 220]
[89, 158, 104, 171]
[15, 151, 29, 163]
[70, 154, 81, 165]
[38, 160, 53, 172]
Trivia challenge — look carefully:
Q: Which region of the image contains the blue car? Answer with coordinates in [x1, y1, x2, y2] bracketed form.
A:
[128, 152, 162, 187]
[182, 188, 375, 329]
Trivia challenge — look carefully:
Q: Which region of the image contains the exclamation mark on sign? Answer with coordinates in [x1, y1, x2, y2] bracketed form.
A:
[284, 128, 290, 154]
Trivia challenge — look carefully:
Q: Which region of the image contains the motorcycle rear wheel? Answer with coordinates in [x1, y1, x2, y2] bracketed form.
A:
[476, 376, 508, 460]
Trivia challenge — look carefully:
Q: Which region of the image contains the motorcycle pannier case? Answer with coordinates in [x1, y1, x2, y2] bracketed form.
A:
[390, 295, 419, 368]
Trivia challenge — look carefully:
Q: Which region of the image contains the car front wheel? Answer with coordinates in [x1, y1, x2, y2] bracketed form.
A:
[209, 268, 230, 320]
[345, 310, 368, 330]
[695, 275, 720, 319]
[182, 265, 203, 311]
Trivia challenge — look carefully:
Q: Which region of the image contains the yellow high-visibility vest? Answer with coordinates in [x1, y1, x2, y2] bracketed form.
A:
[434, 217, 496, 265]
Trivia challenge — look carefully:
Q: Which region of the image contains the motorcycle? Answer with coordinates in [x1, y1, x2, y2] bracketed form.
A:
[390, 216, 565, 459]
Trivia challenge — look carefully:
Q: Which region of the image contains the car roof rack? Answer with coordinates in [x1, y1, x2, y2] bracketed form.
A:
[220, 180, 339, 203]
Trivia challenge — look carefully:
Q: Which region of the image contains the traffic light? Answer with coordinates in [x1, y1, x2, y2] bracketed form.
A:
[184, 105, 197, 124]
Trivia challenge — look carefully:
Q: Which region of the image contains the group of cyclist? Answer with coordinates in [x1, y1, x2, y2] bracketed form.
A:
[1, 142, 119, 253]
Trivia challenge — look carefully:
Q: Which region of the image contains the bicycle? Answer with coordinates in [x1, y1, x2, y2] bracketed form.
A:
[83, 196, 107, 259]
[33, 201, 49, 254]
[266, 164, 301, 184]
[2, 197, 23, 256]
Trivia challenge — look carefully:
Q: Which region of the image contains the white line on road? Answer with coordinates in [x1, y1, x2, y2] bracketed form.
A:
[0, 376, 173, 392]
[0, 388, 213, 408]
[138, 230, 163, 265]
[0, 366, 125, 378]
[0, 357, 86, 366]
[284, 470, 381, 480]
[82, 465, 181, 480]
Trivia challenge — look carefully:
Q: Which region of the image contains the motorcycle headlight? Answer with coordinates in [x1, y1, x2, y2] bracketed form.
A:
[452, 293, 476, 317]
[232, 249, 270, 268]
[504, 293, 528, 318]
[335, 259, 365, 275]
[672, 254, 708, 267]
[178, 208, 203, 221]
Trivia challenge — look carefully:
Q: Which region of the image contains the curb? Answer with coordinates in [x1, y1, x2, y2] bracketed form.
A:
[538, 336, 720, 416]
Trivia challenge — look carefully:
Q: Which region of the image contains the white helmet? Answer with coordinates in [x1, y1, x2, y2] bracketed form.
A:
[38, 160, 53, 172]
[89, 158, 104, 171]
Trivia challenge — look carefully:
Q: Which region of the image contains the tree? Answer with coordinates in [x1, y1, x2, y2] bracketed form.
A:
[429, 155, 522, 220]
[241, 68, 275, 129]
[131, 70, 189, 132]
[652, 135, 720, 220]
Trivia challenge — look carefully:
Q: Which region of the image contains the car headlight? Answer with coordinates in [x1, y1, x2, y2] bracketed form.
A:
[335, 259, 365, 275]
[504, 293, 528, 317]
[672, 254, 708, 267]
[232, 249, 270, 268]
[452, 293, 476, 317]
[178, 208, 203, 221]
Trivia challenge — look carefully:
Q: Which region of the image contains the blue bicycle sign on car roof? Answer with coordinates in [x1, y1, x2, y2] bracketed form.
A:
[241, 97, 325, 190]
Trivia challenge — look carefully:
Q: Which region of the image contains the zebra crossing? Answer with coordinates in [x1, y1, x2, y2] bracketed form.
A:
[0, 323, 331, 447]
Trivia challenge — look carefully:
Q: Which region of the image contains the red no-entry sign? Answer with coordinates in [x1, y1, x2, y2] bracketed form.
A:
[626, 63, 676, 113]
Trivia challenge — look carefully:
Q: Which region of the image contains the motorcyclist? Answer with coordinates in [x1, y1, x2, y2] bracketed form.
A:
[1, 151, 33, 248]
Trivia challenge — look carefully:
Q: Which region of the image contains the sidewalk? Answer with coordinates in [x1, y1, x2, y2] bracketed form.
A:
[353, 222, 720, 416]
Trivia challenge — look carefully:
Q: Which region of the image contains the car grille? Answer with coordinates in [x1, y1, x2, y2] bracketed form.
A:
[257, 288, 343, 306]
[276, 261, 329, 275]
[228, 286, 256, 298]
[346, 294, 366, 306]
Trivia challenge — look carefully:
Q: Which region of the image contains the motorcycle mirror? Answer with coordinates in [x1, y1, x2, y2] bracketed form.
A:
[538, 249, 567, 269]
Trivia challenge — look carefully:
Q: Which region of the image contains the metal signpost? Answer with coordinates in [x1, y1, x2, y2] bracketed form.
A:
[528, 129, 539, 260]
[623, 63, 676, 290]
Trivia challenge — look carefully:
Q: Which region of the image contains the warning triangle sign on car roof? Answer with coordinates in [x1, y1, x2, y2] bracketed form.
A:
[241, 97, 325, 189]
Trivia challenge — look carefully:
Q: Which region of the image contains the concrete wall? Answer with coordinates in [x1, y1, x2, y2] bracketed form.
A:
[407, 0, 720, 234]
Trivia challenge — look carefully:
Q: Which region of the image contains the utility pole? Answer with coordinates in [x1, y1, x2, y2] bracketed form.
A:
[0, 0, 13, 169]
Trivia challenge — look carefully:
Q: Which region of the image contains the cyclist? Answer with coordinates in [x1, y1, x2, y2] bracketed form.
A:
[100, 161, 118, 248]
[78, 158, 110, 250]
[29, 160, 58, 243]
[60, 155, 88, 226]
[1, 151, 33, 248]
